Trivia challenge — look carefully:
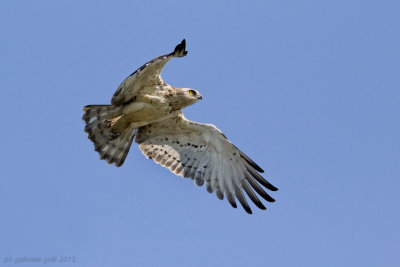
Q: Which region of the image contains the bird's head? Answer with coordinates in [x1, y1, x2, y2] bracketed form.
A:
[173, 88, 202, 109]
[186, 88, 202, 101]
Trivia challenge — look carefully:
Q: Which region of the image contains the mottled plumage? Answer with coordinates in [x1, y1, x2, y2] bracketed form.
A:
[82, 39, 278, 214]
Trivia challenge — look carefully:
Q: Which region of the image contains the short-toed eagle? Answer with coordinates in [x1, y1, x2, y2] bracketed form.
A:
[82, 40, 278, 214]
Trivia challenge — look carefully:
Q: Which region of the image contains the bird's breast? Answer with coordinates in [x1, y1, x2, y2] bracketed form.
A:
[121, 100, 174, 128]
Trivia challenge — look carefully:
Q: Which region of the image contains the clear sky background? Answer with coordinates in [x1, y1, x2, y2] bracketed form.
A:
[1, 1, 399, 266]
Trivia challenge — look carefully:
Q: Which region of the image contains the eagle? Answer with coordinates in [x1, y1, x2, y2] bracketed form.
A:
[82, 39, 278, 214]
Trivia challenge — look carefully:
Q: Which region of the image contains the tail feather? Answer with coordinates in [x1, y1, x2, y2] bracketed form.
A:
[82, 105, 135, 167]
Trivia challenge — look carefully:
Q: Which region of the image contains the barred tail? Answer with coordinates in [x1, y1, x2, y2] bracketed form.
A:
[82, 105, 135, 167]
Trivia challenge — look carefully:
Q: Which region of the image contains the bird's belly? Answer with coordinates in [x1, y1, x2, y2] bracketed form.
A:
[122, 101, 170, 127]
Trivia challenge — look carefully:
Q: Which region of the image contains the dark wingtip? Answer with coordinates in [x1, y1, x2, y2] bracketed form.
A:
[236, 147, 264, 173]
[239, 199, 252, 214]
[248, 161, 264, 173]
[270, 185, 279, 191]
[172, 39, 188, 57]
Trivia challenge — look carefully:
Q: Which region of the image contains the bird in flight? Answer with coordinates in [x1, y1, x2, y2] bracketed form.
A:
[82, 39, 278, 214]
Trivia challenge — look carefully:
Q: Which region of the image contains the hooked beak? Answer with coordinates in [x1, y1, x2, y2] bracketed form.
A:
[197, 95, 203, 100]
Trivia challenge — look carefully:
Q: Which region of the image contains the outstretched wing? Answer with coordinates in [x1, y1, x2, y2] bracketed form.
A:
[111, 39, 188, 106]
[135, 114, 278, 214]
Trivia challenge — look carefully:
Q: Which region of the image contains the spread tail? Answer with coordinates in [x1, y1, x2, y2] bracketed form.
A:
[82, 105, 135, 167]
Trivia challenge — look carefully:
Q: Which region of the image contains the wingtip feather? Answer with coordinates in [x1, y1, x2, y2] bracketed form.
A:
[172, 39, 188, 57]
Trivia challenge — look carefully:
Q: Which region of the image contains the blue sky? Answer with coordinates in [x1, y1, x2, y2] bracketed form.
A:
[1, 0, 399, 266]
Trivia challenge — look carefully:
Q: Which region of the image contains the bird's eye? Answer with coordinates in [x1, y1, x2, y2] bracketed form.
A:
[188, 90, 197, 95]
